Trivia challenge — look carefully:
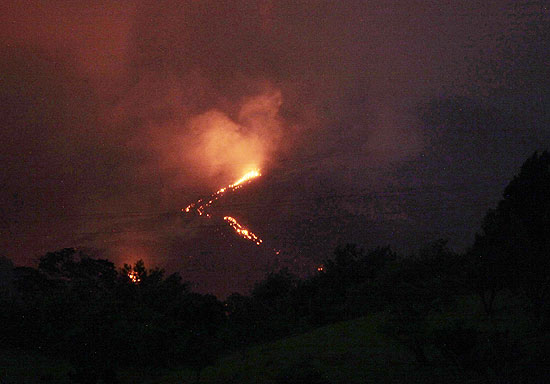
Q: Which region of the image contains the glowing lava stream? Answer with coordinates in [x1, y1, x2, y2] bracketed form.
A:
[224, 216, 263, 246]
[182, 170, 264, 246]
[184, 170, 261, 217]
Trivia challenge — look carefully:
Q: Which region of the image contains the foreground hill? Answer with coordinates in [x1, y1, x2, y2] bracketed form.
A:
[0, 313, 443, 383]
[154, 312, 467, 384]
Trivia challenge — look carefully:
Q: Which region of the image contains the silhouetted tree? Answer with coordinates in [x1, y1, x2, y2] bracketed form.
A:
[224, 293, 264, 357]
[0, 257, 17, 349]
[379, 240, 460, 364]
[0, 256, 14, 291]
[470, 151, 550, 319]
[252, 268, 297, 311]
[312, 244, 366, 322]
[251, 268, 298, 338]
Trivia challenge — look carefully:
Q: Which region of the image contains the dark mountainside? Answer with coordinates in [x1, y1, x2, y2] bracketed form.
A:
[1, 151, 549, 383]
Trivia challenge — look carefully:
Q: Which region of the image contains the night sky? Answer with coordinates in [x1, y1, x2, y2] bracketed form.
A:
[1, 1, 549, 297]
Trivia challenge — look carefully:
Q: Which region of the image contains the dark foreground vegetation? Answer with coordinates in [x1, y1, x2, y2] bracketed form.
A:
[1, 151, 549, 383]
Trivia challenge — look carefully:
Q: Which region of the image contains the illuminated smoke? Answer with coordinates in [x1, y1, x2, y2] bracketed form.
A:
[182, 89, 283, 184]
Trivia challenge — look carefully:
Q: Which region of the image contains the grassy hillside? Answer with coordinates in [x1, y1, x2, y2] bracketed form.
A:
[0, 294, 535, 383]
[0, 349, 73, 383]
[155, 312, 461, 384]
[0, 313, 436, 384]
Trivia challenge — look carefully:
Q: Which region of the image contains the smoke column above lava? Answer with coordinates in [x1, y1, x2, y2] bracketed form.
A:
[181, 89, 284, 185]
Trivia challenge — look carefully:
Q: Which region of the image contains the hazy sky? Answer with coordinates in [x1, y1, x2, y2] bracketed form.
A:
[1, 0, 549, 296]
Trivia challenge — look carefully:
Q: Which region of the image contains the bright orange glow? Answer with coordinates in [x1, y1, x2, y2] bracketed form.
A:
[224, 216, 263, 245]
[183, 169, 264, 246]
[229, 170, 261, 188]
[182, 169, 261, 216]
[128, 271, 140, 283]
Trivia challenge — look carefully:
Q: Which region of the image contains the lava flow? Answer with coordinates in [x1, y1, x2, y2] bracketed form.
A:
[183, 170, 264, 245]
[224, 216, 263, 245]
[184, 170, 261, 217]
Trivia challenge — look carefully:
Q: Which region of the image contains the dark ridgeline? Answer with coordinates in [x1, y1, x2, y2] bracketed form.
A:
[0, 151, 549, 383]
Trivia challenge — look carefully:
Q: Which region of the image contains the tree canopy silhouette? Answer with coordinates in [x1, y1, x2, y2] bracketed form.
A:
[470, 151, 550, 318]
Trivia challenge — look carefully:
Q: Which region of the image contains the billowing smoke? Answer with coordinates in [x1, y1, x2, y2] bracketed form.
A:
[171, 88, 283, 186]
